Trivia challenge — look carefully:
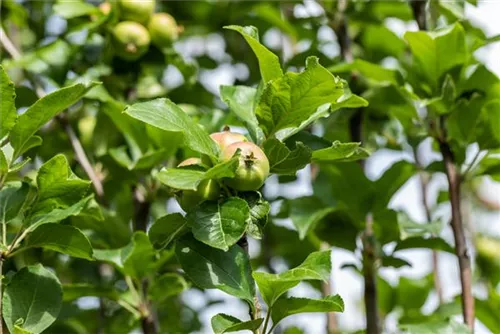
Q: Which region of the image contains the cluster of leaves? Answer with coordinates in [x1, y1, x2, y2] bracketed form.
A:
[1, 0, 500, 333]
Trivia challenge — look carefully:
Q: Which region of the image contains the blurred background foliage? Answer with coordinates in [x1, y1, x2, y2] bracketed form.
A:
[1, 0, 500, 333]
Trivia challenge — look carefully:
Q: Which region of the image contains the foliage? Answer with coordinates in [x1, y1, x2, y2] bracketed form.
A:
[1, 0, 499, 333]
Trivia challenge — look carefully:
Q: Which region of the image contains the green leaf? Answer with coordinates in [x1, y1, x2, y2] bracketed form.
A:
[312, 141, 370, 163]
[53, 0, 98, 18]
[263, 138, 311, 175]
[286, 196, 335, 240]
[255, 57, 362, 137]
[13, 326, 33, 334]
[396, 275, 432, 310]
[157, 157, 238, 191]
[187, 197, 250, 251]
[28, 195, 96, 229]
[271, 295, 344, 326]
[400, 319, 470, 334]
[33, 154, 90, 210]
[329, 59, 402, 86]
[220, 85, 263, 143]
[476, 100, 500, 150]
[10, 81, 99, 158]
[446, 97, 484, 145]
[2, 264, 63, 334]
[394, 236, 454, 254]
[238, 191, 270, 240]
[0, 65, 17, 139]
[0, 182, 30, 225]
[121, 232, 156, 279]
[253, 250, 331, 306]
[373, 161, 416, 212]
[175, 234, 255, 305]
[404, 23, 466, 92]
[0, 150, 7, 175]
[224, 25, 282, 83]
[211, 313, 263, 334]
[94, 232, 155, 278]
[24, 224, 94, 260]
[124, 98, 218, 158]
[148, 273, 189, 303]
[148, 213, 188, 249]
[62, 283, 120, 302]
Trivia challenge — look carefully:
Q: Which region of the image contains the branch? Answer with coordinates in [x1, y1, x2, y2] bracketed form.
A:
[439, 140, 475, 330]
[410, 0, 427, 31]
[0, 27, 105, 200]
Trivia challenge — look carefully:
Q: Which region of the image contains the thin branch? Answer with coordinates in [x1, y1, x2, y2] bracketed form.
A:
[439, 139, 475, 330]
[0, 27, 105, 200]
[410, 0, 427, 31]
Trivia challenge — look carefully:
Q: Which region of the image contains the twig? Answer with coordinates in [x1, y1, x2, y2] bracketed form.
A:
[439, 139, 475, 330]
[0, 27, 105, 200]
[461, 149, 483, 181]
[410, 0, 427, 31]
[414, 149, 444, 304]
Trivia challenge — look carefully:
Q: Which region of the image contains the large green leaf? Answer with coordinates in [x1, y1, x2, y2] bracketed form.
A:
[28, 195, 96, 229]
[263, 138, 311, 175]
[0, 182, 30, 225]
[253, 250, 331, 306]
[0, 65, 17, 139]
[239, 191, 270, 240]
[286, 196, 335, 240]
[312, 141, 370, 163]
[187, 197, 250, 251]
[31, 154, 91, 215]
[157, 157, 238, 191]
[373, 161, 416, 212]
[2, 264, 63, 334]
[62, 283, 120, 302]
[405, 23, 466, 92]
[53, 0, 98, 19]
[475, 100, 500, 150]
[220, 85, 263, 143]
[329, 59, 402, 86]
[396, 275, 432, 311]
[175, 234, 255, 305]
[255, 57, 362, 137]
[148, 213, 188, 249]
[400, 319, 470, 334]
[224, 25, 282, 83]
[123, 98, 219, 158]
[394, 236, 454, 254]
[211, 314, 263, 334]
[148, 273, 189, 303]
[271, 295, 344, 326]
[94, 232, 156, 279]
[24, 224, 94, 260]
[10, 81, 99, 158]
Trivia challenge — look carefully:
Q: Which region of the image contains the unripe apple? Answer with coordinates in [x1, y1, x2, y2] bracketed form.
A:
[177, 158, 220, 211]
[148, 13, 179, 48]
[99, 2, 112, 15]
[210, 131, 248, 153]
[118, 0, 155, 24]
[112, 21, 150, 61]
[221, 141, 270, 191]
